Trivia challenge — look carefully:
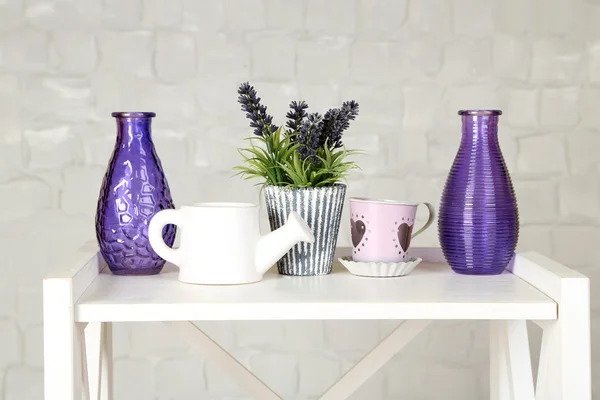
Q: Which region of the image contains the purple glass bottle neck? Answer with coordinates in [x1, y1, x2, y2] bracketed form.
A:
[114, 117, 153, 142]
[461, 115, 499, 143]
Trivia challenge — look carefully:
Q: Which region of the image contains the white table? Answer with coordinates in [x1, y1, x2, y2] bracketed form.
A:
[43, 244, 591, 400]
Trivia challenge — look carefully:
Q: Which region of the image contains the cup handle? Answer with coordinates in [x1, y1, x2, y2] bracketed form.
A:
[411, 202, 436, 239]
[148, 209, 182, 266]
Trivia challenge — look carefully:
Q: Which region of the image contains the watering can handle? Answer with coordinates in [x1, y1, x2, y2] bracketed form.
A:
[148, 209, 183, 266]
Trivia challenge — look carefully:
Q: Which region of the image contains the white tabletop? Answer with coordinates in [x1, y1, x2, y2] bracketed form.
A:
[75, 249, 557, 322]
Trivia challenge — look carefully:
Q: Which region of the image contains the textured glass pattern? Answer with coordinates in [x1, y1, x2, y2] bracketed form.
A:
[438, 111, 519, 275]
[95, 112, 176, 275]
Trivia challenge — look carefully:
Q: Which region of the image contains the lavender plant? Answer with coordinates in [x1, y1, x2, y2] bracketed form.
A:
[234, 82, 361, 187]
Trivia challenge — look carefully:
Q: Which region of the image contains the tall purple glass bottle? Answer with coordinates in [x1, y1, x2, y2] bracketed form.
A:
[95, 112, 176, 275]
[438, 110, 519, 275]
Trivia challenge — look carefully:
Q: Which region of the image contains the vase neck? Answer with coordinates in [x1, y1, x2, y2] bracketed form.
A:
[115, 117, 153, 144]
[461, 115, 499, 144]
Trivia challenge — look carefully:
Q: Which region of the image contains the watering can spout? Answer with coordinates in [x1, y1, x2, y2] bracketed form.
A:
[255, 211, 314, 275]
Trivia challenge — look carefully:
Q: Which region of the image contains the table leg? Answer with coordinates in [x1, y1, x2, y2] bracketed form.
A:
[84, 322, 113, 400]
[43, 279, 85, 400]
[490, 320, 534, 400]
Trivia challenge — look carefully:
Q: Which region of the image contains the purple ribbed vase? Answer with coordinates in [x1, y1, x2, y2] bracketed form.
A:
[95, 112, 176, 275]
[438, 110, 519, 275]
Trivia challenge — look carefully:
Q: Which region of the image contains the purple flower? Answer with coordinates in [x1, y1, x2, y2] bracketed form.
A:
[320, 100, 359, 148]
[237, 82, 278, 137]
[285, 100, 309, 136]
[297, 112, 323, 164]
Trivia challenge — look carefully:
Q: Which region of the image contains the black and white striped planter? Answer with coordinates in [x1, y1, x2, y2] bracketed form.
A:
[263, 184, 346, 276]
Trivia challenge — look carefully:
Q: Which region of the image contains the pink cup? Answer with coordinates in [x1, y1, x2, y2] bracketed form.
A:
[349, 197, 435, 263]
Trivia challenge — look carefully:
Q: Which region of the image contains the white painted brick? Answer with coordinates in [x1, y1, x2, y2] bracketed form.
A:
[428, 139, 461, 172]
[60, 166, 104, 215]
[341, 85, 403, 126]
[281, 321, 325, 351]
[4, 366, 43, 400]
[342, 129, 386, 174]
[492, 34, 531, 82]
[324, 321, 380, 351]
[97, 31, 154, 78]
[540, 86, 580, 128]
[440, 39, 492, 83]
[251, 35, 295, 80]
[402, 37, 444, 80]
[25, 0, 102, 30]
[143, 0, 182, 27]
[567, 131, 600, 174]
[551, 226, 600, 267]
[152, 129, 190, 170]
[0, 273, 16, 317]
[517, 225, 553, 256]
[531, 40, 584, 84]
[356, 0, 407, 39]
[0, 320, 21, 368]
[0, 0, 23, 32]
[513, 180, 558, 223]
[297, 38, 351, 83]
[155, 32, 196, 83]
[223, 0, 265, 31]
[583, 3, 600, 41]
[443, 85, 501, 122]
[452, 0, 493, 36]
[114, 358, 154, 400]
[306, 0, 355, 35]
[298, 84, 341, 113]
[424, 363, 482, 400]
[112, 322, 132, 359]
[102, 0, 143, 29]
[23, 77, 94, 122]
[351, 42, 403, 85]
[0, 179, 51, 221]
[130, 322, 189, 357]
[24, 125, 79, 170]
[298, 353, 340, 396]
[84, 133, 116, 167]
[155, 356, 206, 399]
[235, 321, 284, 348]
[386, 355, 428, 398]
[0, 27, 55, 72]
[403, 85, 443, 130]
[590, 42, 600, 83]
[265, 0, 304, 31]
[193, 321, 236, 350]
[24, 324, 42, 368]
[534, 0, 574, 37]
[181, 0, 223, 33]
[500, 87, 538, 128]
[388, 131, 428, 173]
[559, 174, 600, 220]
[405, 0, 451, 36]
[0, 138, 22, 183]
[53, 31, 98, 75]
[250, 353, 298, 397]
[494, 0, 533, 34]
[367, 177, 408, 202]
[581, 88, 600, 129]
[197, 33, 250, 78]
[517, 135, 567, 175]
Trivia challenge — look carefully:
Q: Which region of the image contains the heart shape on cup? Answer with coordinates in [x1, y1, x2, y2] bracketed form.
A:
[397, 223, 413, 252]
[351, 219, 366, 247]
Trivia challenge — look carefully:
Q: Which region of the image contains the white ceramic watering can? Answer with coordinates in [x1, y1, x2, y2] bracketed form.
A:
[148, 202, 315, 284]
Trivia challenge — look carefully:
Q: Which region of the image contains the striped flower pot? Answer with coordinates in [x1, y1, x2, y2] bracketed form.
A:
[263, 184, 347, 276]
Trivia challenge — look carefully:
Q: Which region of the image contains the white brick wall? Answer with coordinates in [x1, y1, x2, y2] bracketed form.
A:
[0, 0, 598, 399]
